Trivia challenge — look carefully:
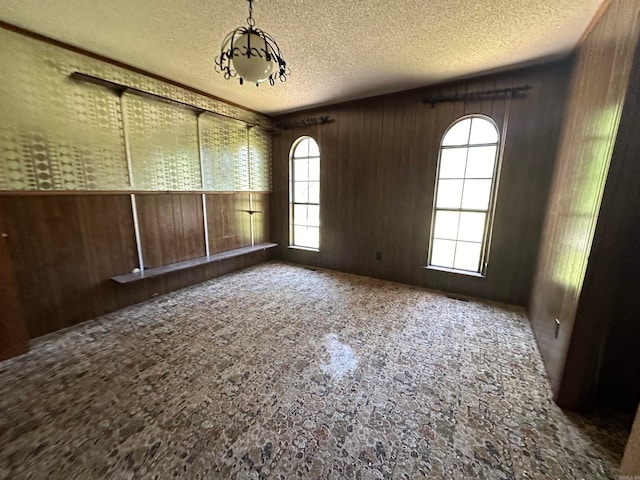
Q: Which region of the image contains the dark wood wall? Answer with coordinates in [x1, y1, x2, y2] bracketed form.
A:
[271, 61, 572, 306]
[528, 0, 640, 410]
[0, 192, 270, 339]
[0, 217, 29, 360]
[565, 34, 640, 411]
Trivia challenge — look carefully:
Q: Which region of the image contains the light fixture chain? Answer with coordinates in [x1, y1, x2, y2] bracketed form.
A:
[247, 0, 255, 27]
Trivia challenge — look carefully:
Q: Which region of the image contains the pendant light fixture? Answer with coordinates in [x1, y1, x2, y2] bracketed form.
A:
[215, 0, 289, 86]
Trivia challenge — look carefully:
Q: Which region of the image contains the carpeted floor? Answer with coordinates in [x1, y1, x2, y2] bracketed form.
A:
[0, 261, 631, 479]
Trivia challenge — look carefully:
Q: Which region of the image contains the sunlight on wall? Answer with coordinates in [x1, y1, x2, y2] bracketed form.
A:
[550, 104, 621, 289]
[0, 28, 272, 192]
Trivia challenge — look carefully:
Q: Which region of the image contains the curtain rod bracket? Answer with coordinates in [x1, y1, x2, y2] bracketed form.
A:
[423, 85, 532, 107]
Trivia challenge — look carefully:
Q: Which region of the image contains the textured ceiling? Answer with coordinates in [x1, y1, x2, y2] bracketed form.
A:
[1, 0, 604, 115]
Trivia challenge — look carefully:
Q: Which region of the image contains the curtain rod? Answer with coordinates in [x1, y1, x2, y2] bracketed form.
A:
[274, 115, 335, 131]
[423, 85, 532, 108]
[69, 72, 273, 131]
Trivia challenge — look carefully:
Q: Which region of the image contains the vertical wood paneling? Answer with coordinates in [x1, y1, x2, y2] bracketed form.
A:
[563, 33, 640, 411]
[0, 196, 95, 336]
[528, 0, 640, 408]
[206, 193, 252, 254]
[0, 196, 120, 336]
[77, 195, 139, 314]
[136, 193, 205, 267]
[0, 218, 29, 360]
[271, 60, 572, 306]
[0, 192, 269, 341]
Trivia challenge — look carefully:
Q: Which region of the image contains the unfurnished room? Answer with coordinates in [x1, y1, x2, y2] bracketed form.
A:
[1, 0, 640, 478]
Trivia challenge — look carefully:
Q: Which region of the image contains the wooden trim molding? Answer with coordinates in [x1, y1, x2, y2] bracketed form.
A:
[0, 190, 273, 196]
[575, 0, 615, 48]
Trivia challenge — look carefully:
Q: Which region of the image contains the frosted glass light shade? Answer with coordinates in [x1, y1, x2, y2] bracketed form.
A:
[232, 33, 273, 83]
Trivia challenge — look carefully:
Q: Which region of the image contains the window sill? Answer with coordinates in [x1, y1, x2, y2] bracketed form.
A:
[424, 265, 485, 278]
[288, 246, 320, 253]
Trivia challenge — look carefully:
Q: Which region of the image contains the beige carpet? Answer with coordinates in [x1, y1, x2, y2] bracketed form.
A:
[0, 261, 630, 479]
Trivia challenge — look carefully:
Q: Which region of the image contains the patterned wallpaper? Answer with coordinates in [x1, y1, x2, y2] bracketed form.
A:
[199, 114, 248, 191]
[0, 28, 272, 192]
[125, 95, 201, 191]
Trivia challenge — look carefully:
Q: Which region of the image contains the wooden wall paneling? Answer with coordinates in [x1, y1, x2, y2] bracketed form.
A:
[137, 194, 174, 267]
[206, 193, 252, 254]
[528, 0, 640, 407]
[76, 194, 140, 315]
[136, 193, 205, 268]
[271, 59, 573, 306]
[317, 117, 338, 268]
[206, 194, 230, 254]
[561, 34, 640, 411]
[354, 101, 383, 277]
[373, 94, 410, 281]
[175, 194, 206, 261]
[0, 196, 95, 337]
[0, 216, 29, 360]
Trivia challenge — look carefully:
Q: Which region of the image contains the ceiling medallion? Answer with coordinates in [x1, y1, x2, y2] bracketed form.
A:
[215, 0, 289, 86]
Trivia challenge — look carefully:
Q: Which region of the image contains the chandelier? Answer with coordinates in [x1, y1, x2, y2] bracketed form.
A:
[215, 0, 289, 86]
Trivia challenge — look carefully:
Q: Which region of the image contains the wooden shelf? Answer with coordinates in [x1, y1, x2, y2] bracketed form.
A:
[111, 243, 277, 284]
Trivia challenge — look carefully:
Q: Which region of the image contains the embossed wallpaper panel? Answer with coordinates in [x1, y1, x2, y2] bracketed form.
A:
[0, 28, 272, 192]
[199, 115, 247, 191]
[249, 127, 272, 191]
[0, 31, 128, 190]
[125, 95, 201, 191]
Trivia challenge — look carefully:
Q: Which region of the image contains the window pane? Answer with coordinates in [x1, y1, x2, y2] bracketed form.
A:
[308, 138, 320, 157]
[436, 179, 463, 209]
[442, 118, 471, 146]
[294, 225, 319, 249]
[466, 146, 497, 178]
[294, 181, 309, 203]
[293, 159, 308, 181]
[461, 179, 492, 210]
[308, 157, 320, 181]
[453, 241, 482, 271]
[294, 204, 319, 227]
[431, 239, 456, 268]
[308, 181, 320, 204]
[293, 138, 310, 158]
[469, 118, 499, 145]
[439, 148, 467, 178]
[458, 212, 486, 242]
[433, 210, 460, 240]
[293, 204, 309, 225]
[307, 205, 320, 226]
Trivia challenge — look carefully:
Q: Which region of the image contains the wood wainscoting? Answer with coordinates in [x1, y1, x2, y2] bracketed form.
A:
[0, 192, 271, 341]
[0, 216, 30, 360]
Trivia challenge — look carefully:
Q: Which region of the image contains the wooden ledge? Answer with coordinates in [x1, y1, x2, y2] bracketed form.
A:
[112, 243, 277, 284]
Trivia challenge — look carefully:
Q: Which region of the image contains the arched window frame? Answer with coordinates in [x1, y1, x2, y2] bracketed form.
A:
[428, 114, 502, 276]
[289, 136, 320, 250]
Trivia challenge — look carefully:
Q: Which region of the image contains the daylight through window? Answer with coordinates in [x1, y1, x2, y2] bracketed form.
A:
[428, 116, 500, 274]
[290, 137, 320, 250]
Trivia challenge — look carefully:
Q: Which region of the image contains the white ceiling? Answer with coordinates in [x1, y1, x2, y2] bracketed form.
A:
[1, 0, 604, 115]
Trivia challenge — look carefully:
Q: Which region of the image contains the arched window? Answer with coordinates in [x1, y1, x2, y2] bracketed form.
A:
[290, 136, 320, 250]
[428, 116, 501, 274]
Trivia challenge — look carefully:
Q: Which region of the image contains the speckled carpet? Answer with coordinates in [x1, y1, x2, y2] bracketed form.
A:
[0, 262, 630, 479]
